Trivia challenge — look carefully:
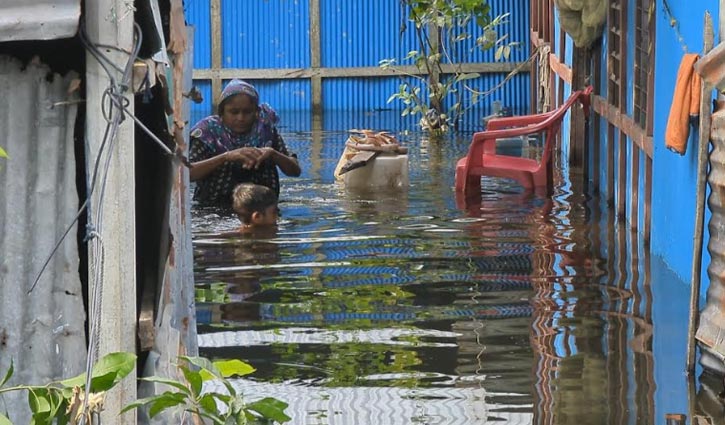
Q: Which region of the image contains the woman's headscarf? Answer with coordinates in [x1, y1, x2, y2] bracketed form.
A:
[219, 79, 279, 130]
[220, 79, 259, 106]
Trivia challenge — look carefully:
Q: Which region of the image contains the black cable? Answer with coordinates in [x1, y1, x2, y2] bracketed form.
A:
[29, 22, 143, 293]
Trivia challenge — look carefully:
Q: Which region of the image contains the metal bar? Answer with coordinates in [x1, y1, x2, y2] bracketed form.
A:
[591, 95, 654, 157]
[310, 0, 322, 114]
[616, 0, 628, 220]
[592, 42, 602, 194]
[210, 0, 222, 107]
[607, 124, 616, 206]
[644, 156, 652, 244]
[192, 62, 528, 80]
[630, 146, 640, 230]
[570, 47, 589, 168]
[687, 12, 714, 374]
[617, 129, 627, 219]
[549, 53, 572, 85]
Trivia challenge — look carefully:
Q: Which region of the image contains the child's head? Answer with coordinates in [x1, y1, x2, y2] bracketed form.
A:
[232, 183, 279, 227]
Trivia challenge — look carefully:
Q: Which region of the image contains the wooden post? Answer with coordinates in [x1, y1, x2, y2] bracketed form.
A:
[211, 0, 223, 108]
[687, 12, 714, 374]
[85, 0, 137, 422]
[570, 46, 589, 169]
[310, 0, 322, 115]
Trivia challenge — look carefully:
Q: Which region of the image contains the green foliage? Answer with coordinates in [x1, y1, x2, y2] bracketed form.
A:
[0, 352, 137, 424]
[122, 356, 291, 424]
[381, 0, 520, 131]
[0, 146, 7, 159]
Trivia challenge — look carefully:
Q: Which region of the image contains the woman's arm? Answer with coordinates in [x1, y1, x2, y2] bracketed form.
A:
[189, 151, 229, 181]
[190, 148, 262, 181]
[266, 149, 301, 176]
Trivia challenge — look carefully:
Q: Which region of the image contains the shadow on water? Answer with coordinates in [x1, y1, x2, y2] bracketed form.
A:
[191, 110, 695, 424]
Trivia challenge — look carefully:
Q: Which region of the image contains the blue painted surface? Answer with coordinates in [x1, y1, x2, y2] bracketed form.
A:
[222, 0, 310, 69]
[651, 254, 691, 423]
[184, 0, 211, 69]
[556, 0, 718, 290]
[184, 0, 531, 114]
[651, 0, 718, 283]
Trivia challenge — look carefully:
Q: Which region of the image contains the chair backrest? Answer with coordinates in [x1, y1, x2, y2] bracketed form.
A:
[538, 87, 593, 167]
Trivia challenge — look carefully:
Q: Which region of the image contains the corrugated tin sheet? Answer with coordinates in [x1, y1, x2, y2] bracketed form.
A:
[189, 79, 312, 122]
[0, 0, 81, 41]
[0, 56, 86, 423]
[320, 0, 417, 68]
[319, 0, 530, 67]
[222, 0, 310, 69]
[185, 0, 212, 69]
[185, 0, 530, 114]
[697, 109, 725, 361]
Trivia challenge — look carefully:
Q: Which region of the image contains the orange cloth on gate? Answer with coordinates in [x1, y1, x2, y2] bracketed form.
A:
[665, 53, 702, 155]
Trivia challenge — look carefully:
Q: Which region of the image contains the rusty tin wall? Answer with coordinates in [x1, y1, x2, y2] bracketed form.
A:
[0, 56, 86, 423]
[698, 109, 725, 367]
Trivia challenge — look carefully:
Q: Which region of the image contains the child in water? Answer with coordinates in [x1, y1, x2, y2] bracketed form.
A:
[231, 183, 279, 231]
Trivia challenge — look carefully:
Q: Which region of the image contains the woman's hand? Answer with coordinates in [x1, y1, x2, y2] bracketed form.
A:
[254, 147, 277, 168]
[226, 147, 264, 169]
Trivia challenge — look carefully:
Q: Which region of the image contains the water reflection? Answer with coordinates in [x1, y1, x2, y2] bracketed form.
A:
[191, 116, 680, 424]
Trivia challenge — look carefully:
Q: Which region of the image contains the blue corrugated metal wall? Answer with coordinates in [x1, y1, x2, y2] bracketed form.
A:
[222, 0, 310, 68]
[186, 0, 211, 69]
[320, 0, 416, 68]
[185, 0, 530, 130]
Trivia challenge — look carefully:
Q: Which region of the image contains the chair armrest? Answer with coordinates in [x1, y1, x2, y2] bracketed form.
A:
[486, 112, 553, 130]
[471, 132, 500, 155]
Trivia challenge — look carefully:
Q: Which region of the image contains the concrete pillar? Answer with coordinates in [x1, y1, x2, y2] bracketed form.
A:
[84, 0, 137, 422]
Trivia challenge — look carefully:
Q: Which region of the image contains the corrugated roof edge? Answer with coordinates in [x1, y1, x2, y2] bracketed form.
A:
[0, 1, 81, 42]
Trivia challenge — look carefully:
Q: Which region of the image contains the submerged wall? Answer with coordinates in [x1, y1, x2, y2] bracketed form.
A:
[651, 0, 717, 287]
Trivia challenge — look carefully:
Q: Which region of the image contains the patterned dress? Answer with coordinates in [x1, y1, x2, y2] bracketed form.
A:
[189, 108, 293, 207]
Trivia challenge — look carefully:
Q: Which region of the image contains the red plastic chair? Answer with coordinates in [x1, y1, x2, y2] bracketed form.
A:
[455, 86, 593, 197]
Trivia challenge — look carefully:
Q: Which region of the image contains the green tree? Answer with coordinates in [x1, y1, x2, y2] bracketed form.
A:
[380, 0, 519, 132]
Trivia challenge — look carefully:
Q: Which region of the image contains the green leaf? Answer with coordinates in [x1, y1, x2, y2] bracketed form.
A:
[246, 398, 291, 423]
[198, 394, 217, 414]
[61, 352, 137, 392]
[0, 147, 7, 159]
[28, 389, 51, 415]
[193, 410, 225, 425]
[180, 366, 202, 397]
[140, 376, 191, 395]
[120, 395, 167, 415]
[0, 412, 11, 425]
[28, 388, 53, 424]
[213, 360, 255, 379]
[0, 361, 13, 387]
[211, 392, 232, 404]
[180, 356, 221, 381]
[149, 393, 187, 418]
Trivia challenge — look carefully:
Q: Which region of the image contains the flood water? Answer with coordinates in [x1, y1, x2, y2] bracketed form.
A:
[191, 112, 699, 424]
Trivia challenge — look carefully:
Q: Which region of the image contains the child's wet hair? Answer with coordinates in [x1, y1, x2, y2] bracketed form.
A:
[232, 183, 278, 224]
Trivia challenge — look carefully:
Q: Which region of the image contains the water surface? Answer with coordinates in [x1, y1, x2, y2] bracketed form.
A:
[192, 112, 693, 424]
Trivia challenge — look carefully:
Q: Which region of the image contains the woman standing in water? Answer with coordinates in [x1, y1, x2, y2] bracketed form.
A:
[189, 79, 301, 207]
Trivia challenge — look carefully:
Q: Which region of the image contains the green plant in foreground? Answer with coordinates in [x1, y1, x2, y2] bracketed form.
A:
[0, 146, 7, 158]
[122, 356, 291, 424]
[0, 352, 136, 424]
